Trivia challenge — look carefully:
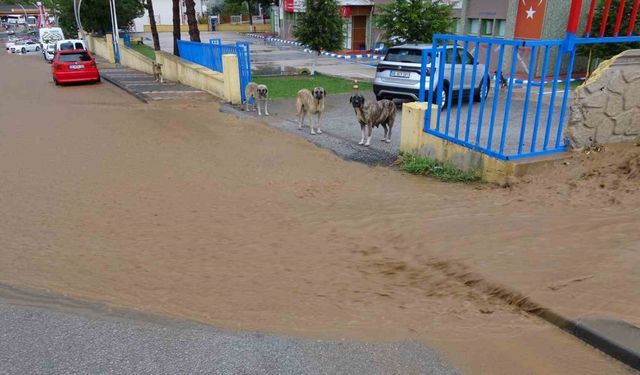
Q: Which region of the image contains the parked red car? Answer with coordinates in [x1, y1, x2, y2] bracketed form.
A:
[51, 49, 101, 85]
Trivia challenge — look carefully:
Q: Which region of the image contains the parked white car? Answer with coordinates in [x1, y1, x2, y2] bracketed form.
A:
[373, 43, 490, 107]
[44, 43, 55, 61]
[5, 36, 19, 51]
[10, 40, 40, 54]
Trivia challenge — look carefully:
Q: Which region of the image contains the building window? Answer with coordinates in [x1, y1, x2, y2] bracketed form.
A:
[481, 19, 494, 36]
[342, 18, 352, 50]
[496, 19, 506, 37]
[468, 19, 480, 35]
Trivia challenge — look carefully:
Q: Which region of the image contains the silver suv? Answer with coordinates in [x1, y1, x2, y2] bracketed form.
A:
[373, 44, 490, 107]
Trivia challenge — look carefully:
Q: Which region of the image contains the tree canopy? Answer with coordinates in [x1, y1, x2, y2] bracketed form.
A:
[293, 0, 344, 53]
[57, 0, 145, 36]
[375, 0, 454, 45]
[578, 0, 640, 62]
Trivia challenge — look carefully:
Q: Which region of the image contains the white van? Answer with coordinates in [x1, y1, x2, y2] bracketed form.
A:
[38, 27, 64, 51]
[45, 39, 86, 62]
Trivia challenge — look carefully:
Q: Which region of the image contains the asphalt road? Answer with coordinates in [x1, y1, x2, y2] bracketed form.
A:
[0, 285, 460, 375]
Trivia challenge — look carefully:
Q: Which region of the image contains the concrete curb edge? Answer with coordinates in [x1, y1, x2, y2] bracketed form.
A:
[535, 309, 640, 371]
[101, 74, 148, 104]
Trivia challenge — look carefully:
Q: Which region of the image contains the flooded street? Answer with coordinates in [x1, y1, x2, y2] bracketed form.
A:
[0, 52, 638, 374]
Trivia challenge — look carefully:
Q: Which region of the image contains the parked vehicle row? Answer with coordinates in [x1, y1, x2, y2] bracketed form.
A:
[5, 30, 101, 86]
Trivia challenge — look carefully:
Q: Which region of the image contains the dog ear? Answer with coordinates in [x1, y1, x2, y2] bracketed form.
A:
[323, 89, 327, 97]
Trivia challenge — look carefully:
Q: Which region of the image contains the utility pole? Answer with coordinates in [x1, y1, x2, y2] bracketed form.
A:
[108, 0, 121, 64]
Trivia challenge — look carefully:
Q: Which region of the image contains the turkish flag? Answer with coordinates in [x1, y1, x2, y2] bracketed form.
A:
[514, 0, 547, 40]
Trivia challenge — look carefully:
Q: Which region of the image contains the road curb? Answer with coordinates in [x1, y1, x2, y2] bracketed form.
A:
[101, 74, 148, 104]
[428, 261, 640, 371]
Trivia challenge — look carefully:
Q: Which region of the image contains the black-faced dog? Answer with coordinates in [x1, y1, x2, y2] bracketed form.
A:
[349, 94, 396, 146]
[245, 82, 270, 116]
[296, 87, 326, 135]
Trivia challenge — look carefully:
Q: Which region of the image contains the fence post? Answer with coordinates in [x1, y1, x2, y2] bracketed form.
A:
[105, 33, 116, 63]
[222, 54, 242, 105]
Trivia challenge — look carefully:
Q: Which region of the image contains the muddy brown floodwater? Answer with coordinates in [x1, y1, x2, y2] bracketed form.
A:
[0, 53, 638, 375]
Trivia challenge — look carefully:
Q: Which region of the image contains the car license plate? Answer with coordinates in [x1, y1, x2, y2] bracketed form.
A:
[390, 70, 410, 78]
[69, 64, 84, 69]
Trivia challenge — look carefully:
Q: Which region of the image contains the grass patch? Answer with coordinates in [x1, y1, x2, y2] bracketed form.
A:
[253, 73, 372, 99]
[130, 43, 156, 61]
[398, 152, 481, 183]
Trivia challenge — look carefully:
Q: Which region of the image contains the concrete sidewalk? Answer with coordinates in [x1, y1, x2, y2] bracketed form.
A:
[97, 59, 212, 102]
[223, 92, 401, 165]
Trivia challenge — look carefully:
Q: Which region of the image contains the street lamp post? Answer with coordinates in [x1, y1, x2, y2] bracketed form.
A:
[16, 4, 28, 28]
[108, 0, 121, 64]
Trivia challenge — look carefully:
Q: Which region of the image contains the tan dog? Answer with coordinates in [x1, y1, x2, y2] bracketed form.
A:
[296, 87, 326, 135]
[245, 82, 270, 116]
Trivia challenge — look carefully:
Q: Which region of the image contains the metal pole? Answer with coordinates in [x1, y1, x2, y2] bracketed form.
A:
[108, 0, 120, 64]
[17, 4, 28, 27]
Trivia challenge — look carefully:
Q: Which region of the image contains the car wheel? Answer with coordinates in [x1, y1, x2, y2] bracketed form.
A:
[96, 76, 102, 83]
[439, 84, 449, 111]
[35, 46, 40, 51]
[375, 94, 384, 101]
[474, 76, 491, 102]
[21, 47, 26, 53]
[53, 78, 59, 86]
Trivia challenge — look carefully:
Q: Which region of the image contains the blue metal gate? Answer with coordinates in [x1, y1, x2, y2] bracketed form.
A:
[177, 40, 252, 103]
[416, 0, 640, 161]
[235, 41, 252, 103]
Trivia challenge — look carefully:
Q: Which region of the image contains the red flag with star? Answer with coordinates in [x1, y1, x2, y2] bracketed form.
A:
[514, 0, 547, 39]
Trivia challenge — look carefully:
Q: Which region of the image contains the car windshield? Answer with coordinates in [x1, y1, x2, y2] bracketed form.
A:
[59, 52, 91, 62]
[59, 42, 74, 50]
[385, 48, 430, 64]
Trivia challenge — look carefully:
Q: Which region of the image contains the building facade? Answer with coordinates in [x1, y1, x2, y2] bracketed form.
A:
[279, 0, 375, 51]
[133, 0, 208, 32]
[451, 0, 591, 41]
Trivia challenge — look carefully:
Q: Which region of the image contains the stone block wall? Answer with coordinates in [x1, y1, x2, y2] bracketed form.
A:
[567, 50, 640, 149]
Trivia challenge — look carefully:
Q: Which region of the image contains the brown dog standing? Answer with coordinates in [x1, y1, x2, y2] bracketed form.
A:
[349, 94, 396, 146]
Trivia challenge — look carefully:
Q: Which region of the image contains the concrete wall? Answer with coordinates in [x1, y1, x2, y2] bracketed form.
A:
[143, 24, 211, 33]
[217, 23, 271, 32]
[155, 51, 242, 104]
[87, 34, 115, 64]
[118, 41, 155, 75]
[567, 49, 640, 149]
[87, 34, 242, 105]
[399, 102, 531, 183]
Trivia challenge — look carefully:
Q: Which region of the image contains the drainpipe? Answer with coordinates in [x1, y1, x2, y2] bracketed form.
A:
[368, 5, 373, 51]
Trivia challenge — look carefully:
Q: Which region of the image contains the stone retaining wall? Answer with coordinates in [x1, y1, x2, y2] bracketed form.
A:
[567, 50, 640, 149]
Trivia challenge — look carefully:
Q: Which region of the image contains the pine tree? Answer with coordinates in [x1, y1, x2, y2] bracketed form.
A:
[146, 0, 161, 51]
[375, 0, 454, 45]
[578, 0, 640, 68]
[172, 0, 180, 56]
[184, 0, 201, 42]
[293, 0, 344, 75]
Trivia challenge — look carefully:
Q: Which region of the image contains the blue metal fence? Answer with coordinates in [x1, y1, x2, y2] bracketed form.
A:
[177, 40, 252, 102]
[418, 31, 640, 161]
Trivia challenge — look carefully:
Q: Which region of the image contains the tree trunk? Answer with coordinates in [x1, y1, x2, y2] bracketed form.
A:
[248, 0, 253, 26]
[184, 0, 201, 42]
[146, 0, 161, 51]
[172, 0, 180, 56]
